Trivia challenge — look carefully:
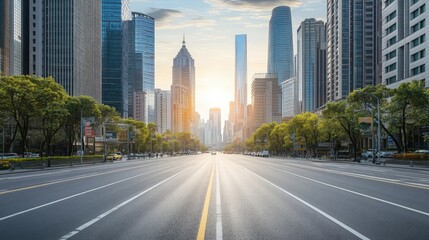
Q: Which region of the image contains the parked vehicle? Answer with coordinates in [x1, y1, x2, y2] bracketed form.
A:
[0, 153, 18, 159]
[106, 153, 122, 160]
[415, 149, 429, 154]
[262, 150, 269, 158]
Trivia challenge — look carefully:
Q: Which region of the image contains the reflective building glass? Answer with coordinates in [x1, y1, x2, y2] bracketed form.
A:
[102, 0, 130, 117]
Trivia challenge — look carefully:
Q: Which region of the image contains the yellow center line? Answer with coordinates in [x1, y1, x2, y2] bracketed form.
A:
[196, 161, 215, 240]
[0, 163, 158, 195]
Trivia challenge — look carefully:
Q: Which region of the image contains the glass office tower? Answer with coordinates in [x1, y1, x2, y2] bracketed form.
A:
[268, 6, 294, 85]
[102, 0, 131, 117]
[297, 19, 326, 112]
[128, 12, 155, 121]
[234, 34, 247, 136]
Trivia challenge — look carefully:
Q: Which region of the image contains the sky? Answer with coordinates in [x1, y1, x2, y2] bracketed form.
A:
[130, 0, 326, 123]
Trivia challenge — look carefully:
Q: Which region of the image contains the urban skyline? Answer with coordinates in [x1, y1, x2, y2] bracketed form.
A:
[129, 0, 327, 122]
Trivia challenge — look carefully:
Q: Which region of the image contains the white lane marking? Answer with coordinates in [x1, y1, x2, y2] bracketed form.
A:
[216, 159, 223, 240]
[58, 168, 188, 240]
[271, 167, 429, 217]
[0, 167, 169, 222]
[241, 166, 370, 240]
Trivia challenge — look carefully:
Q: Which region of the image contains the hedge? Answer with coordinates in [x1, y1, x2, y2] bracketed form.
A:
[392, 153, 429, 161]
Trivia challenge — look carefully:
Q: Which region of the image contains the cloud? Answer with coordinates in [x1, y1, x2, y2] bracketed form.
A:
[146, 8, 183, 21]
[205, 0, 302, 11]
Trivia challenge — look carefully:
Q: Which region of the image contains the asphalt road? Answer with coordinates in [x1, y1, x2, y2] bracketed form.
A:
[0, 154, 428, 239]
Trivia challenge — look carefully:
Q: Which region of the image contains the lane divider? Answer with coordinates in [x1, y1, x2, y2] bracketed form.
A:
[268, 166, 429, 217]
[216, 158, 223, 240]
[59, 167, 189, 240]
[196, 161, 215, 240]
[0, 166, 172, 222]
[240, 165, 370, 240]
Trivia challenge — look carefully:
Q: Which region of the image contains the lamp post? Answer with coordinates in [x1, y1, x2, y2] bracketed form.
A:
[80, 109, 83, 164]
[358, 92, 381, 164]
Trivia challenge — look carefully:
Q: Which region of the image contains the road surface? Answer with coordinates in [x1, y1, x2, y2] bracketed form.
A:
[0, 154, 428, 239]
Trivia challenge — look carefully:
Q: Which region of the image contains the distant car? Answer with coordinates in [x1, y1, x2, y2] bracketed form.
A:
[0, 153, 19, 159]
[107, 153, 122, 160]
[415, 149, 429, 154]
[262, 150, 269, 158]
[361, 150, 374, 160]
[377, 151, 395, 158]
[211, 152, 216, 155]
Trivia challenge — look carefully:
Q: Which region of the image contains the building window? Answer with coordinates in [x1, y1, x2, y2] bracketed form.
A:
[385, 0, 395, 7]
[411, 64, 426, 76]
[386, 11, 397, 22]
[386, 23, 397, 35]
[385, 50, 397, 60]
[388, 36, 397, 46]
[411, 49, 426, 62]
[385, 63, 397, 73]
[411, 0, 420, 5]
[411, 34, 425, 48]
[411, 19, 426, 33]
[386, 76, 396, 84]
[411, 4, 426, 19]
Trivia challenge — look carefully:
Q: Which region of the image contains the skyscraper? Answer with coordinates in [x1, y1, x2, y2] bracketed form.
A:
[326, 0, 380, 101]
[296, 19, 326, 112]
[209, 108, 222, 147]
[30, 0, 102, 101]
[281, 77, 299, 118]
[102, 0, 130, 116]
[171, 38, 195, 133]
[155, 89, 172, 133]
[128, 12, 155, 120]
[0, 0, 22, 76]
[234, 34, 247, 139]
[382, 0, 428, 88]
[251, 73, 282, 130]
[268, 6, 294, 85]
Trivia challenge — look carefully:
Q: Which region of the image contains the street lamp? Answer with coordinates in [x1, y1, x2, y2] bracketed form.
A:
[357, 92, 381, 164]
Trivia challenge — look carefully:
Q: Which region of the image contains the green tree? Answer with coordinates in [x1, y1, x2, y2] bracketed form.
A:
[63, 96, 101, 155]
[322, 101, 362, 161]
[385, 80, 429, 152]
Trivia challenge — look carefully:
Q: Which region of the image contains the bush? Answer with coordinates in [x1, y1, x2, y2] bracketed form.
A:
[0, 161, 11, 170]
[392, 153, 429, 161]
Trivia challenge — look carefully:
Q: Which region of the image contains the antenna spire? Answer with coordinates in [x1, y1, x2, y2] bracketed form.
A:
[182, 32, 186, 46]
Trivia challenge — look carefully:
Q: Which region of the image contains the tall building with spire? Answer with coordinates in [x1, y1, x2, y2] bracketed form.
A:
[171, 37, 195, 133]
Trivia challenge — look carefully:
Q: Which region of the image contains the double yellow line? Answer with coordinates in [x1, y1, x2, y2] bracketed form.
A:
[196, 161, 216, 240]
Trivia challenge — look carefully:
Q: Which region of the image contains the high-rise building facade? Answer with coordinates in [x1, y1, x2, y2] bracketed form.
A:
[251, 73, 282, 130]
[268, 6, 294, 85]
[155, 89, 171, 133]
[382, 0, 429, 88]
[0, 0, 22, 76]
[102, 0, 131, 116]
[281, 77, 299, 118]
[234, 34, 247, 139]
[296, 19, 326, 112]
[171, 38, 195, 133]
[209, 108, 222, 147]
[39, 0, 102, 101]
[128, 12, 155, 119]
[326, 0, 381, 101]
